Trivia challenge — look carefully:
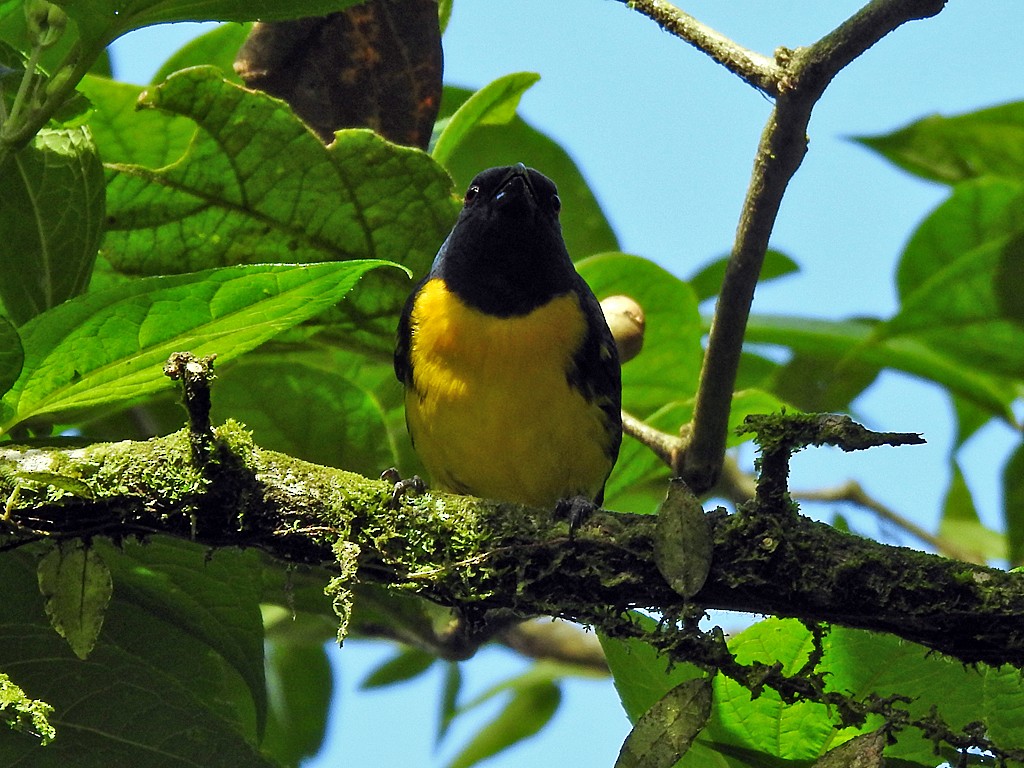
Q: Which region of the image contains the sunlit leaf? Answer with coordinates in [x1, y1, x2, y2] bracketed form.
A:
[938, 462, 1006, 562]
[856, 101, 1024, 185]
[432, 72, 540, 168]
[1, 260, 394, 433]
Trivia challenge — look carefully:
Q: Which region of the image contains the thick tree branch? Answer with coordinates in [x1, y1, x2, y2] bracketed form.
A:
[2, 424, 1021, 668]
[619, 0, 948, 492]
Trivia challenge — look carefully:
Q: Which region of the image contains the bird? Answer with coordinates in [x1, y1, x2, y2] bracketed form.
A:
[393, 163, 622, 512]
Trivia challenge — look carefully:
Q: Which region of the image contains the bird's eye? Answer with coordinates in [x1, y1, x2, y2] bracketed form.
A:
[551, 194, 562, 214]
[464, 185, 480, 205]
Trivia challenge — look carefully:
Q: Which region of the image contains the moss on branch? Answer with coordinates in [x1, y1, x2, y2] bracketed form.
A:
[2, 422, 1023, 668]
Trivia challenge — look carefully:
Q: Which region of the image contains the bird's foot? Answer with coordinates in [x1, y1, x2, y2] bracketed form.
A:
[554, 495, 598, 539]
[381, 468, 426, 509]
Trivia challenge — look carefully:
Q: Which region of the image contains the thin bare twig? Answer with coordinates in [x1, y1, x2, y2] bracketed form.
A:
[621, 410, 681, 467]
[621, 0, 781, 94]
[796, 480, 983, 564]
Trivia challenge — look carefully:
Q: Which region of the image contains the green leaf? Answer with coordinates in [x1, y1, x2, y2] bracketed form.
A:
[447, 676, 562, 768]
[0, 546, 276, 767]
[100, 539, 267, 737]
[360, 645, 436, 689]
[884, 177, 1024, 378]
[855, 101, 1024, 185]
[438, 661, 462, 741]
[439, 85, 618, 260]
[0, 315, 23, 398]
[691, 618, 1024, 765]
[822, 623, 1024, 764]
[769, 352, 879, 413]
[615, 678, 712, 768]
[261, 636, 332, 766]
[0, 671, 56, 746]
[599, 613, 706, 724]
[102, 67, 456, 355]
[654, 480, 712, 599]
[0, 260, 394, 434]
[689, 248, 800, 303]
[951, 394, 991, 449]
[105, 68, 455, 277]
[939, 462, 1006, 562]
[438, 0, 452, 33]
[743, 314, 1015, 421]
[578, 252, 702, 416]
[0, 127, 104, 325]
[151, 21, 251, 85]
[36, 540, 112, 659]
[432, 72, 540, 168]
[211, 356, 397, 475]
[1004, 442, 1024, 568]
[703, 620, 839, 762]
[78, 74, 195, 167]
[48, 0, 367, 60]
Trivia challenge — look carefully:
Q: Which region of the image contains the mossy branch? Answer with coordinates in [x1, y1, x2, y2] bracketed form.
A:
[2, 421, 1022, 668]
[619, 0, 948, 492]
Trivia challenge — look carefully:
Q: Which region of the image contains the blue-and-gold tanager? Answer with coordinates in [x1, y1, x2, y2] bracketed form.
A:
[394, 164, 622, 510]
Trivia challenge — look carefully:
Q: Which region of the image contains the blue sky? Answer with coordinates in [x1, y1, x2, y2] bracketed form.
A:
[109, 3, 1024, 765]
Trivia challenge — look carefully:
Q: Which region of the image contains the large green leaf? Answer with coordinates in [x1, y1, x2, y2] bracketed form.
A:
[0, 260, 394, 434]
[104, 68, 455, 276]
[599, 614, 706, 724]
[577, 252, 702, 416]
[743, 314, 1015, 421]
[0, 546, 275, 767]
[439, 85, 618, 260]
[210, 356, 397, 475]
[884, 178, 1024, 378]
[0, 315, 23, 398]
[78, 75, 196, 167]
[0, 127, 104, 325]
[700, 621, 843, 763]
[100, 539, 268, 737]
[822, 623, 1024, 764]
[102, 67, 456, 355]
[856, 101, 1024, 185]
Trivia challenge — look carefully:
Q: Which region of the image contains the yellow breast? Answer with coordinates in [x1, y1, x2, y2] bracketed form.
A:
[405, 278, 613, 508]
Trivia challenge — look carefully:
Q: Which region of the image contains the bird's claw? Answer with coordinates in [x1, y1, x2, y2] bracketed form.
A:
[381, 468, 426, 509]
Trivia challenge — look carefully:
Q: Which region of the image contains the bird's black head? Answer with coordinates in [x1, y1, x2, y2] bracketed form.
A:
[432, 164, 577, 316]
